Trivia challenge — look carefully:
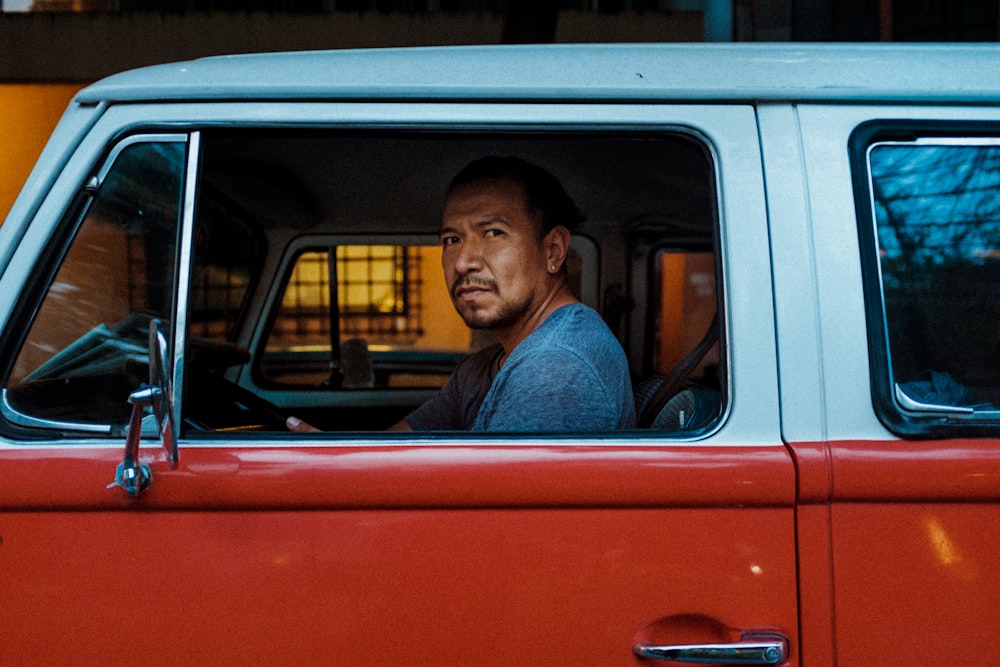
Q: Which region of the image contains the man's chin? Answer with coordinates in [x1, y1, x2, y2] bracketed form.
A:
[456, 304, 500, 330]
[454, 297, 528, 331]
[460, 312, 499, 330]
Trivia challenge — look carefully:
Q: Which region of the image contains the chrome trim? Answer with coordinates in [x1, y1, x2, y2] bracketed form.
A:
[0, 388, 112, 434]
[171, 131, 200, 444]
[895, 383, 975, 416]
[111, 385, 158, 496]
[93, 134, 187, 189]
[634, 635, 786, 664]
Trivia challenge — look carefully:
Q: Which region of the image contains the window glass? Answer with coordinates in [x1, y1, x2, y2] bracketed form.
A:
[4, 139, 184, 431]
[869, 140, 1000, 414]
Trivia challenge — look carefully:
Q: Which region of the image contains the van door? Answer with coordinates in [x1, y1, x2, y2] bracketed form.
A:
[772, 104, 1000, 665]
[0, 102, 798, 665]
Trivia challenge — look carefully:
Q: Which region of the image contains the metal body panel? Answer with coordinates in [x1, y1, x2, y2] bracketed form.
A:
[786, 105, 1000, 665]
[789, 436, 1000, 665]
[0, 444, 798, 665]
[0, 86, 796, 664]
[76, 43, 1000, 105]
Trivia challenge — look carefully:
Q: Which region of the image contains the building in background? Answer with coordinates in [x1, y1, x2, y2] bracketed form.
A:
[2, 0, 998, 218]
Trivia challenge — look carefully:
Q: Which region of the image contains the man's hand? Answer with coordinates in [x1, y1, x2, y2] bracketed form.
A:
[287, 415, 412, 431]
[286, 416, 321, 432]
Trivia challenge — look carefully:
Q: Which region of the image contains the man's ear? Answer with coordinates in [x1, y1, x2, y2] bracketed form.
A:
[544, 225, 571, 272]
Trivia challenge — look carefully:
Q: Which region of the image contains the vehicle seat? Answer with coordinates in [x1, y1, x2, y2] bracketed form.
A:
[634, 378, 720, 430]
[633, 312, 720, 429]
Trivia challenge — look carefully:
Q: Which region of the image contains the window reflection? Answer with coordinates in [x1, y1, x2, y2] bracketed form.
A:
[870, 141, 1000, 410]
[4, 139, 184, 428]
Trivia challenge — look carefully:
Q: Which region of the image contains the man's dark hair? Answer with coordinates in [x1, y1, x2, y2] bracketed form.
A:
[447, 156, 584, 236]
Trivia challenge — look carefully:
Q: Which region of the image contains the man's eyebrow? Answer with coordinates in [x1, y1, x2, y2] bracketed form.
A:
[438, 215, 511, 235]
[476, 215, 512, 228]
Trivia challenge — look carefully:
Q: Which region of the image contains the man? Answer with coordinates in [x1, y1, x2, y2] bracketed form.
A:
[400, 156, 634, 431]
[288, 156, 634, 432]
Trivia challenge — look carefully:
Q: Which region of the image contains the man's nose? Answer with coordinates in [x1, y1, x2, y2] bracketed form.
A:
[452, 239, 483, 274]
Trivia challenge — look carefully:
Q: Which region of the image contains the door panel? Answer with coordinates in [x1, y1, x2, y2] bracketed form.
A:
[828, 439, 1000, 665]
[0, 443, 798, 664]
[0, 101, 797, 664]
[785, 105, 1000, 666]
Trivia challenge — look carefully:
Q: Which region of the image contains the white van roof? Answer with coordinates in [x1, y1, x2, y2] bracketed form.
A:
[77, 42, 1000, 105]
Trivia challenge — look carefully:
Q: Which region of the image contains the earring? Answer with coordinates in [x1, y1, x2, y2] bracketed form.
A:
[550, 264, 557, 271]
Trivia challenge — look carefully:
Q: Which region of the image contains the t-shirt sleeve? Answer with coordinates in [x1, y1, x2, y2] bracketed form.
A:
[404, 369, 464, 430]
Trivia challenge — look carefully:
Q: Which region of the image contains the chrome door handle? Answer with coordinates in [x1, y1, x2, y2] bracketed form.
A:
[634, 633, 787, 664]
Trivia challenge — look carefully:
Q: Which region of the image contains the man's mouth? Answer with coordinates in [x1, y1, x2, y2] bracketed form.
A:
[452, 279, 496, 300]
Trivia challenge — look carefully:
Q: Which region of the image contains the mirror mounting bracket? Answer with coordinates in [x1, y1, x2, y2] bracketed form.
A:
[110, 319, 178, 497]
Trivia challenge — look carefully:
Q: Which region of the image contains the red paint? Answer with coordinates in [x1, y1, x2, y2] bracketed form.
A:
[0, 442, 799, 664]
[790, 438, 1000, 665]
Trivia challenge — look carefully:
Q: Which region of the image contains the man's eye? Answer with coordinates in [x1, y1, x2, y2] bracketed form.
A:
[484, 228, 504, 238]
[441, 236, 459, 246]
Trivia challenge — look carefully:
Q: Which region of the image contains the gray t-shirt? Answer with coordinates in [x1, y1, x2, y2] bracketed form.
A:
[406, 303, 635, 431]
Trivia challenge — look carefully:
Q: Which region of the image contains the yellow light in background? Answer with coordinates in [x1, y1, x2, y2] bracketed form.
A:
[338, 245, 397, 312]
[0, 83, 85, 222]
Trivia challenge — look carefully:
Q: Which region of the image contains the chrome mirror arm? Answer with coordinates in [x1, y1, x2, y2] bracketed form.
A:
[110, 319, 177, 497]
[111, 386, 157, 496]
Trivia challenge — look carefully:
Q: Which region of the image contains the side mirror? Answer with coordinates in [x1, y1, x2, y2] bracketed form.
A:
[110, 319, 177, 497]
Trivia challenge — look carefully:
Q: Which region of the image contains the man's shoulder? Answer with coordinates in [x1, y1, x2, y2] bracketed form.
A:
[510, 303, 625, 371]
[539, 302, 605, 335]
[537, 303, 620, 351]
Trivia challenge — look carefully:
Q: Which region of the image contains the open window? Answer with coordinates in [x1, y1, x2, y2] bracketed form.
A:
[1, 128, 723, 438]
[190, 130, 721, 434]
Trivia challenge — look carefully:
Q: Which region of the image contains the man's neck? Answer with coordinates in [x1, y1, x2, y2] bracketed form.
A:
[495, 281, 578, 358]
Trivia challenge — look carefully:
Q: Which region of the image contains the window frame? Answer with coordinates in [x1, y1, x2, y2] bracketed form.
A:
[0, 101, 771, 443]
[0, 132, 190, 437]
[851, 120, 1000, 438]
[187, 122, 731, 437]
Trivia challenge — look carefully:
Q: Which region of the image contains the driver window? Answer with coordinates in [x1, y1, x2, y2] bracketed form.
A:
[2, 138, 185, 432]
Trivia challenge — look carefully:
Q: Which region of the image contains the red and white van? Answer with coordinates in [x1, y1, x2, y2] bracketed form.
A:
[2, 43, 999, 665]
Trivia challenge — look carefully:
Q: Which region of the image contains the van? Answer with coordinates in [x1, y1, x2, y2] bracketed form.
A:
[1, 43, 999, 665]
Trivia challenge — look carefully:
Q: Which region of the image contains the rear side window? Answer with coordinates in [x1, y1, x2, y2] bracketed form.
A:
[856, 128, 1000, 435]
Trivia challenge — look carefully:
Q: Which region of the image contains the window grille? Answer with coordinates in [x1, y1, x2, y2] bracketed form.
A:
[270, 245, 424, 348]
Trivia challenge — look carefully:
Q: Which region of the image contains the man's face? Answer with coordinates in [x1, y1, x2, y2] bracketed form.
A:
[439, 177, 550, 332]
